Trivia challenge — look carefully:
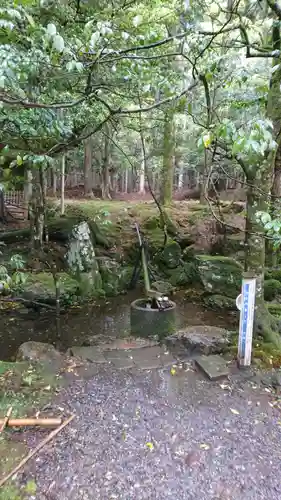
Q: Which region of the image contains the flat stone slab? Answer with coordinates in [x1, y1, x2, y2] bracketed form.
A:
[69, 347, 107, 363]
[103, 349, 133, 360]
[166, 326, 230, 356]
[195, 354, 230, 380]
[99, 337, 158, 351]
[68, 345, 176, 370]
[160, 351, 177, 367]
[107, 357, 135, 369]
[103, 350, 135, 369]
[131, 346, 175, 370]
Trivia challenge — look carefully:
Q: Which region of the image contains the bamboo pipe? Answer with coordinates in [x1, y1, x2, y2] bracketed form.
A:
[0, 418, 62, 428]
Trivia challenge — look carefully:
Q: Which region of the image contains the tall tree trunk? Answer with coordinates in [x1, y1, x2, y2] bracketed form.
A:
[178, 164, 184, 190]
[241, 20, 281, 347]
[160, 111, 174, 206]
[101, 126, 111, 200]
[267, 141, 281, 266]
[199, 150, 210, 204]
[39, 165, 48, 242]
[84, 136, 93, 197]
[60, 154, 65, 216]
[139, 159, 145, 194]
[267, 21, 281, 267]
[244, 162, 281, 346]
[138, 98, 147, 195]
[124, 169, 128, 193]
[139, 131, 146, 195]
[23, 168, 33, 219]
[29, 177, 44, 249]
[52, 167, 57, 197]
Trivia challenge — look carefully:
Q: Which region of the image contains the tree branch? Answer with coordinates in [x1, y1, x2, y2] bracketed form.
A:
[267, 0, 281, 19]
[240, 24, 279, 58]
[119, 82, 197, 115]
[98, 52, 182, 63]
[44, 81, 197, 157]
[47, 113, 114, 156]
[199, 74, 211, 128]
[0, 93, 91, 110]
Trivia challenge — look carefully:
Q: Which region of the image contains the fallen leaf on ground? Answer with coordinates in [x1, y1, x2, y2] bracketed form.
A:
[230, 408, 240, 415]
[146, 442, 154, 450]
[199, 443, 210, 450]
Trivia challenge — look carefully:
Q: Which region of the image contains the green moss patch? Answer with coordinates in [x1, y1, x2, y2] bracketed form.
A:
[264, 279, 281, 301]
[196, 255, 242, 298]
[21, 272, 79, 305]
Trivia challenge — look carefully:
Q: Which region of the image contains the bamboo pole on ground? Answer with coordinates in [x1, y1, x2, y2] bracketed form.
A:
[0, 418, 62, 428]
[0, 415, 75, 489]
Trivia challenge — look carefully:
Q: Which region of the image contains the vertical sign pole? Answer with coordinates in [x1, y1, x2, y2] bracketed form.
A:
[237, 276, 256, 367]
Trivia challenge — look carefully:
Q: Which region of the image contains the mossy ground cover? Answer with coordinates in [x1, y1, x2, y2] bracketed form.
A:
[64, 199, 212, 251]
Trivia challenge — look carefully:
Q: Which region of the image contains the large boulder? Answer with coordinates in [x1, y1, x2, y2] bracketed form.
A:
[66, 221, 103, 296]
[203, 294, 236, 311]
[17, 341, 62, 365]
[166, 325, 230, 355]
[197, 255, 242, 298]
[162, 241, 182, 268]
[66, 221, 98, 273]
[163, 261, 197, 287]
[99, 257, 133, 296]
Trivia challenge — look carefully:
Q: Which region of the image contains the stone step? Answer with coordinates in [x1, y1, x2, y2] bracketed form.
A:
[195, 354, 230, 380]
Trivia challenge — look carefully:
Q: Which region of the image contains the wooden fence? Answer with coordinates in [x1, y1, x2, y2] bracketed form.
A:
[3, 190, 24, 206]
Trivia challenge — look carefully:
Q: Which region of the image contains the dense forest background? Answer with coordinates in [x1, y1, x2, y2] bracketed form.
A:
[2, 0, 281, 344]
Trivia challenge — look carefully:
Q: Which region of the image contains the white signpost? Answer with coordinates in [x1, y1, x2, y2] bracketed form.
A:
[237, 276, 256, 367]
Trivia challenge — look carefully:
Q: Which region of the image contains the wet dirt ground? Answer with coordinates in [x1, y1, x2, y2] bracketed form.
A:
[1, 290, 237, 360]
[15, 362, 281, 500]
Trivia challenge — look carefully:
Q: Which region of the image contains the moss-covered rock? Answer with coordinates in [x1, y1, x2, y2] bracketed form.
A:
[16, 341, 62, 365]
[196, 255, 242, 298]
[267, 302, 281, 318]
[144, 228, 168, 254]
[265, 269, 281, 283]
[223, 232, 245, 255]
[163, 261, 197, 287]
[162, 241, 182, 268]
[203, 294, 236, 310]
[144, 215, 160, 230]
[99, 258, 133, 296]
[21, 272, 79, 305]
[78, 270, 104, 298]
[264, 279, 281, 301]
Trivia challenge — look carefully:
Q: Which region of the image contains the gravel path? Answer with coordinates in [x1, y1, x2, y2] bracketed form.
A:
[20, 365, 281, 500]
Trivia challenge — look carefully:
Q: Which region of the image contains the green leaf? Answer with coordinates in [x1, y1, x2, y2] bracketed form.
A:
[47, 23, 57, 37]
[53, 34, 64, 53]
[16, 155, 23, 166]
[25, 12, 35, 26]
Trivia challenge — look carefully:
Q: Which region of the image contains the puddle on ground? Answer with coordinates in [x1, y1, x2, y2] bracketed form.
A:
[1, 290, 238, 360]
